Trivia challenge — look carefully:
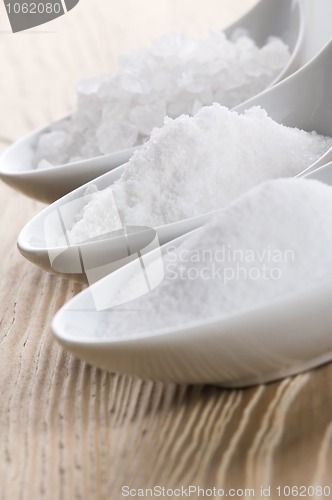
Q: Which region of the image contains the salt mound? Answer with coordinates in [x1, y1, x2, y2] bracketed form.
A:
[67, 105, 332, 243]
[95, 178, 332, 338]
[35, 31, 290, 167]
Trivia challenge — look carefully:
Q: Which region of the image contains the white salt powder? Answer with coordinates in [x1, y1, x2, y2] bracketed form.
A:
[35, 31, 290, 167]
[67, 105, 332, 244]
[95, 178, 332, 338]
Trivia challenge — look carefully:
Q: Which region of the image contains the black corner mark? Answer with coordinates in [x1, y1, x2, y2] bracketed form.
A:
[3, 0, 80, 33]
[64, 0, 79, 12]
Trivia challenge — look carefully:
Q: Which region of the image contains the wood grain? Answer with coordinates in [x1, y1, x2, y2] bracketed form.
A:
[1, 1, 332, 499]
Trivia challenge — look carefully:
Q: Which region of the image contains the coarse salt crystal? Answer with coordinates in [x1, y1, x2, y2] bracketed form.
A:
[35, 31, 291, 168]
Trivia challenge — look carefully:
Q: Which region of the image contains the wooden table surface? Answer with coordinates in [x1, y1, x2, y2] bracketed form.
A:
[1, 1, 332, 498]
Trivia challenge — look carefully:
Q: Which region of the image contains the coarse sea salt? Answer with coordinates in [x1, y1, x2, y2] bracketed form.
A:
[94, 178, 332, 338]
[35, 31, 290, 168]
[67, 104, 332, 244]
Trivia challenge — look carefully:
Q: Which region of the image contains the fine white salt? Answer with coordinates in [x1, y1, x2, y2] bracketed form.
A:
[35, 31, 290, 167]
[67, 104, 332, 244]
[95, 178, 332, 338]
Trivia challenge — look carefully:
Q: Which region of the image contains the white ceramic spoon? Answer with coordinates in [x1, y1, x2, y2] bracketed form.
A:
[0, 0, 303, 203]
[51, 226, 332, 387]
[17, 163, 218, 283]
[50, 162, 332, 387]
[17, 39, 332, 283]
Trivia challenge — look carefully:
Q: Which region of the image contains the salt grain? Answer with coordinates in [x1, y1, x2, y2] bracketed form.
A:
[35, 31, 290, 167]
[96, 178, 332, 338]
[67, 105, 332, 244]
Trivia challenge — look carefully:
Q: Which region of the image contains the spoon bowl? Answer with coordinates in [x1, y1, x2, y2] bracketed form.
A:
[300, 0, 332, 66]
[17, 162, 218, 282]
[0, 118, 137, 204]
[51, 230, 332, 387]
[50, 161, 332, 387]
[302, 160, 332, 183]
[0, 0, 303, 203]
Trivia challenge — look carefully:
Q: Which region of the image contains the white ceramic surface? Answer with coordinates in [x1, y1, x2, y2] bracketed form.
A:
[300, 0, 332, 66]
[0, 0, 303, 203]
[51, 229, 332, 387]
[0, 116, 137, 203]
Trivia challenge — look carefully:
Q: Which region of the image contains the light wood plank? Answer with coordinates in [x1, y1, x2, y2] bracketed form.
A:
[1, 1, 332, 498]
